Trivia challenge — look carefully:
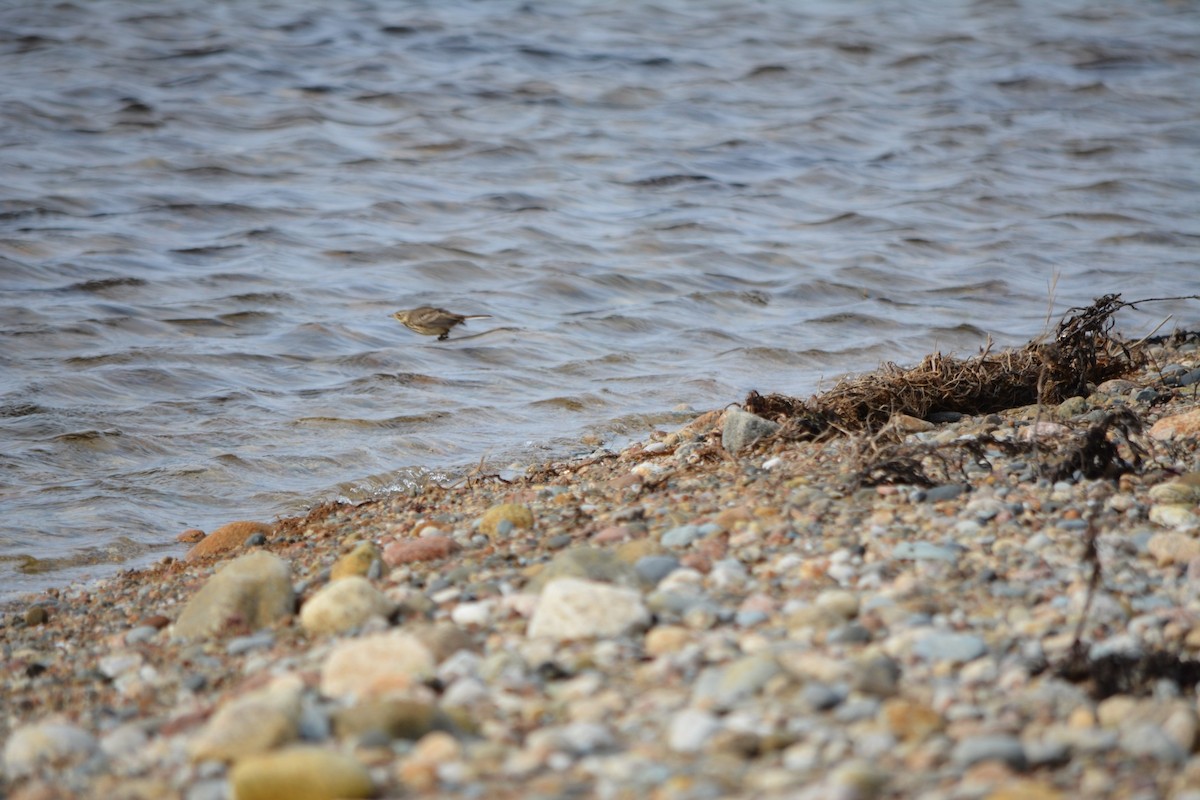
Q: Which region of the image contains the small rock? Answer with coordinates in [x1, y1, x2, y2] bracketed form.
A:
[530, 546, 639, 591]
[721, 409, 781, 453]
[951, 734, 1027, 770]
[188, 675, 302, 763]
[1147, 532, 1200, 566]
[320, 631, 436, 700]
[300, 576, 393, 635]
[382, 536, 459, 566]
[668, 708, 721, 753]
[24, 606, 49, 626]
[527, 578, 650, 641]
[633, 554, 680, 587]
[330, 542, 383, 581]
[229, 745, 373, 800]
[853, 654, 902, 697]
[2, 719, 98, 777]
[911, 631, 988, 663]
[172, 551, 294, 640]
[1149, 504, 1200, 530]
[332, 697, 439, 742]
[477, 503, 534, 538]
[692, 652, 782, 709]
[892, 541, 962, 562]
[185, 520, 273, 561]
[880, 698, 943, 741]
[922, 483, 968, 502]
[661, 525, 702, 548]
[177, 528, 206, 543]
[1150, 408, 1200, 440]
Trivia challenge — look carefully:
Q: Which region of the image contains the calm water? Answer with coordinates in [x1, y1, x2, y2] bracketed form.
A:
[1, 0, 1198, 600]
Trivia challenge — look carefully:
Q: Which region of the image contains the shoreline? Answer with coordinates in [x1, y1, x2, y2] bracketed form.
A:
[4, 333, 1200, 798]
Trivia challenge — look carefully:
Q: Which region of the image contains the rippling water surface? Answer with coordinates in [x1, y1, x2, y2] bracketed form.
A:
[1, 0, 1198, 598]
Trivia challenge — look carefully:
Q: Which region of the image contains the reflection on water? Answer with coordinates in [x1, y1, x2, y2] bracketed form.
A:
[1, 0, 1198, 599]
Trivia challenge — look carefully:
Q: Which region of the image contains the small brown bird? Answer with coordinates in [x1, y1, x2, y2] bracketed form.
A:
[392, 306, 492, 341]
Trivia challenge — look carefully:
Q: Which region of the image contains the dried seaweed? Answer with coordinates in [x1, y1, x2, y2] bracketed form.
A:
[745, 294, 1143, 436]
[1044, 408, 1145, 482]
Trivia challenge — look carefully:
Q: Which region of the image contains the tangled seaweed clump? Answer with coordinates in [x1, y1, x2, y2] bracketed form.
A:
[747, 294, 1142, 436]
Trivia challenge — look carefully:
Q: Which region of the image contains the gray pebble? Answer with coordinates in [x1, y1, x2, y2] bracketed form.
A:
[226, 630, 275, 656]
[661, 525, 701, 548]
[922, 483, 968, 502]
[1119, 722, 1188, 763]
[124, 625, 160, 645]
[722, 409, 781, 452]
[893, 541, 962, 562]
[912, 631, 987, 663]
[634, 554, 680, 586]
[951, 734, 1027, 770]
[853, 655, 901, 697]
[802, 682, 845, 711]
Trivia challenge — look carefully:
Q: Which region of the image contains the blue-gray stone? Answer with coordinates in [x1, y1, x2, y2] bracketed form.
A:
[893, 541, 961, 562]
[634, 555, 680, 587]
[226, 630, 275, 656]
[912, 631, 987, 663]
[951, 734, 1027, 770]
[922, 483, 967, 502]
[661, 525, 701, 548]
[722, 409, 781, 453]
[735, 609, 769, 627]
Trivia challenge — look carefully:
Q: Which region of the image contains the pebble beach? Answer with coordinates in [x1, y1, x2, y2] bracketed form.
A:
[5, 334, 1200, 800]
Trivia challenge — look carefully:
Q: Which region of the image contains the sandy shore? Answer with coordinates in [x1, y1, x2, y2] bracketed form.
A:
[4, 335, 1200, 799]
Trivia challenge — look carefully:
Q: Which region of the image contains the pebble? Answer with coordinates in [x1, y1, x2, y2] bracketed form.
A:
[299, 576, 393, 635]
[527, 578, 650, 640]
[910, 630, 988, 663]
[229, 745, 373, 800]
[893, 541, 962, 562]
[187, 675, 302, 763]
[330, 541, 383, 581]
[319, 632, 436, 700]
[668, 708, 721, 752]
[2, 719, 98, 777]
[477, 503, 534, 537]
[530, 546, 639, 589]
[951, 734, 1028, 770]
[633, 554, 680, 586]
[721, 409, 781, 452]
[172, 551, 294, 640]
[382, 536, 459, 566]
[692, 652, 781, 709]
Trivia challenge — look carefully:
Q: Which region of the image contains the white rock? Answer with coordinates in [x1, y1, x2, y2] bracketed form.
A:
[668, 708, 721, 752]
[320, 631, 436, 700]
[450, 599, 493, 627]
[527, 578, 650, 641]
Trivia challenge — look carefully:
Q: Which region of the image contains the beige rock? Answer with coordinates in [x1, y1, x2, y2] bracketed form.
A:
[320, 631, 436, 700]
[1149, 480, 1200, 505]
[188, 675, 302, 763]
[382, 536, 459, 566]
[477, 503, 534, 537]
[398, 731, 462, 792]
[330, 541, 383, 581]
[172, 551, 294, 640]
[1147, 532, 1200, 566]
[645, 625, 692, 657]
[229, 745, 373, 800]
[1149, 504, 1200, 530]
[299, 576, 393, 635]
